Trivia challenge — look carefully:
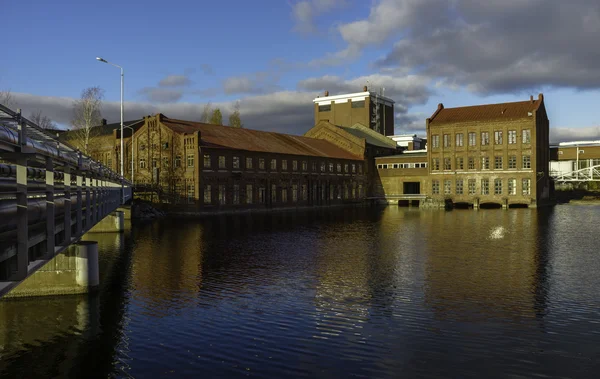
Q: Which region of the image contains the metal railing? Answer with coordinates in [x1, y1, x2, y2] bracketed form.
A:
[551, 164, 600, 183]
[0, 103, 131, 296]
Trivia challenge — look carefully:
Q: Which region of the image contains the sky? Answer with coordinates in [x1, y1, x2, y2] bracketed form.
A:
[1, 0, 600, 143]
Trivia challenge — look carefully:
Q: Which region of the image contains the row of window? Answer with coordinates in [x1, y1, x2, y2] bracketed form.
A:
[203, 182, 364, 205]
[203, 154, 363, 174]
[138, 155, 192, 169]
[431, 130, 531, 148]
[377, 162, 427, 169]
[432, 178, 531, 196]
[431, 155, 531, 171]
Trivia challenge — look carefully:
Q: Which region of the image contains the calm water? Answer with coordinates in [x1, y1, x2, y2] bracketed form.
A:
[1, 205, 600, 378]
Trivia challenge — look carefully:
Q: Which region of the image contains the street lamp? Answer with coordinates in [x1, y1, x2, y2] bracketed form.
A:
[123, 124, 136, 184]
[96, 56, 125, 203]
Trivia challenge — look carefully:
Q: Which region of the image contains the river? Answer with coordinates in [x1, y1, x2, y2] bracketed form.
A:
[1, 205, 600, 378]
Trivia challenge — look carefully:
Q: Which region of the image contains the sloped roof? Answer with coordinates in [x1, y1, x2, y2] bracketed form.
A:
[338, 123, 397, 149]
[160, 116, 363, 161]
[429, 95, 544, 125]
[58, 119, 144, 142]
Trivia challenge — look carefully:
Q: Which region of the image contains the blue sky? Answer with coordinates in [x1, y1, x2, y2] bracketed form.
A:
[2, 0, 600, 142]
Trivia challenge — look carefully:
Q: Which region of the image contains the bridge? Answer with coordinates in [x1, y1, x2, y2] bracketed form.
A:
[551, 165, 600, 184]
[0, 103, 131, 298]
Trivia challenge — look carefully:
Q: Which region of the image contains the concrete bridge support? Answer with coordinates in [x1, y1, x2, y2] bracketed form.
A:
[88, 211, 125, 233]
[4, 241, 99, 298]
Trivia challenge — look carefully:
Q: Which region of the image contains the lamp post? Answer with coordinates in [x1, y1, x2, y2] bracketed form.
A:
[96, 56, 125, 203]
[123, 124, 135, 184]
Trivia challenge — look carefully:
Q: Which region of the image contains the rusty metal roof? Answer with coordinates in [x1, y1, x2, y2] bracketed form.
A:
[430, 95, 544, 125]
[161, 116, 363, 161]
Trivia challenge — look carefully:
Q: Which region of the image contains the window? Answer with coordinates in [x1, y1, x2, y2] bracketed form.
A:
[432, 180, 440, 194]
[481, 178, 490, 195]
[152, 158, 157, 168]
[456, 133, 464, 147]
[337, 163, 341, 172]
[468, 179, 476, 195]
[203, 154, 211, 168]
[508, 155, 516, 169]
[187, 183, 195, 204]
[282, 160, 288, 170]
[292, 160, 298, 171]
[352, 164, 356, 173]
[186, 155, 194, 168]
[292, 184, 298, 202]
[175, 156, 181, 168]
[456, 157, 464, 170]
[270, 159, 277, 170]
[468, 132, 476, 146]
[302, 161, 308, 171]
[481, 132, 490, 146]
[444, 180, 452, 195]
[312, 162, 317, 171]
[329, 163, 334, 172]
[522, 178, 531, 195]
[443, 134, 452, 148]
[522, 155, 531, 169]
[351, 100, 365, 108]
[494, 131, 503, 145]
[494, 179, 502, 195]
[432, 158, 440, 171]
[508, 178, 516, 195]
[281, 187, 287, 203]
[246, 184, 253, 204]
[358, 164, 363, 174]
[233, 184, 240, 204]
[259, 158, 265, 170]
[258, 186, 266, 203]
[204, 185, 212, 204]
[162, 142, 169, 149]
[444, 158, 451, 170]
[139, 158, 146, 169]
[271, 184, 277, 203]
[432, 135, 440, 148]
[218, 156, 226, 169]
[318, 104, 331, 112]
[233, 156, 240, 169]
[522, 129, 531, 144]
[494, 156, 503, 170]
[468, 157, 475, 170]
[321, 162, 326, 172]
[246, 157, 253, 169]
[482, 156, 490, 170]
[329, 185, 334, 200]
[456, 179, 464, 195]
[344, 164, 349, 173]
[218, 185, 226, 205]
[302, 184, 307, 201]
[508, 130, 517, 144]
[162, 157, 169, 168]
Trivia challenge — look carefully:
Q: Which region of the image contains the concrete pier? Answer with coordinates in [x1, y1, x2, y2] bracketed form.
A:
[89, 211, 124, 233]
[4, 241, 100, 298]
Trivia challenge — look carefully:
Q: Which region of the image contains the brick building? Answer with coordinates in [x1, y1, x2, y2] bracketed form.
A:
[374, 94, 551, 208]
[129, 114, 368, 210]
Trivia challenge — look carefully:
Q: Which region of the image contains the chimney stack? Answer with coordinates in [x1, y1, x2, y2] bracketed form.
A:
[102, 118, 107, 125]
[530, 95, 533, 103]
[324, 90, 329, 96]
[363, 85, 368, 91]
[538, 93, 544, 101]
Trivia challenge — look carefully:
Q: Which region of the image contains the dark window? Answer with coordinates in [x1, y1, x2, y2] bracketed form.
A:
[318, 104, 331, 112]
[351, 100, 365, 108]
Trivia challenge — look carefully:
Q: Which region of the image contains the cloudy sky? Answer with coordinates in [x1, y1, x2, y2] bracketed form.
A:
[2, 0, 600, 143]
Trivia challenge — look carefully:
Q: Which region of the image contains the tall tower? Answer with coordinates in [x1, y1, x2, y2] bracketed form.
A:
[312, 86, 395, 136]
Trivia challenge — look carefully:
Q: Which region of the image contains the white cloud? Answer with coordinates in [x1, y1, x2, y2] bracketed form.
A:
[292, 0, 346, 34]
[158, 75, 192, 87]
[223, 72, 281, 95]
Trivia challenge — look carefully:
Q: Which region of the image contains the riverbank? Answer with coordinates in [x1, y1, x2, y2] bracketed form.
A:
[555, 189, 600, 204]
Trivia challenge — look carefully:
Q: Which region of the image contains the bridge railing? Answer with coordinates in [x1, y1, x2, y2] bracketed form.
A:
[0, 103, 131, 290]
[551, 164, 600, 183]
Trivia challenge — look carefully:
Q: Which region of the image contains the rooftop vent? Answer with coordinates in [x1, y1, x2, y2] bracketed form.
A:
[324, 90, 329, 96]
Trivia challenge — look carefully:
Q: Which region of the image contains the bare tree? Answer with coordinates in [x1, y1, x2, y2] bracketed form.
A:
[371, 89, 381, 134]
[29, 109, 57, 129]
[0, 89, 15, 108]
[200, 102, 213, 123]
[71, 86, 104, 154]
[228, 101, 243, 128]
